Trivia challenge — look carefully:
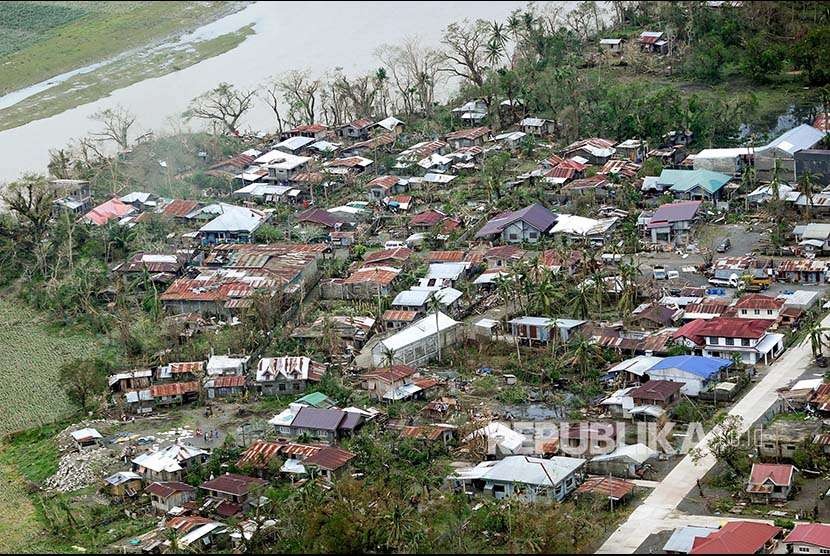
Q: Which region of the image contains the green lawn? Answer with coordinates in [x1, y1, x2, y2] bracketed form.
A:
[0, 1, 239, 95]
[0, 298, 99, 436]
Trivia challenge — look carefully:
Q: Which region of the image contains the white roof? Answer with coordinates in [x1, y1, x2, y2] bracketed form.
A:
[425, 262, 467, 281]
[695, 147, 755, 159]
[600, 38, 624, 45]
[474, 318, 499, 329]
[607, 355, 662, 377]
[473, 271, 511, 285]
[790, 378, 824, 392]
[274, 136, 315, 151]
[233, 183, 292, 198]
[550, 214, 617, 236]
[463, 422, 526, 453]
[452, 455, 585, 487]
[601, 387, 636, 410]
[198, 203, 266, 234]
[760, 123, 825, 155]
[131, 444, 207, 473]
[392, 289, 432, 307]
[108, 369, 152, 386]
[590, 442, 658, 465]
[120, 192, 152, 204]
[383, 382, 423, 400]
[308, 140, 340, 152]
[520, 117, 548, 127]
[662, 527, 717, 554]
[434, 287, 463, 306]
[755, 332, 784, 355]
[255, 149, 312, 168]
[206, 355, 249, 375]
[375, 116, 405, 131]
[71, 428, 103, 441]
[125, 389, 152, 403]
[268, 404, 302, 426]
[379, 311, 459, 352]
[417, 153, 452, 169]
[281, 458, 307, 475]
[494, 131, 527, 141]
[629, 405, 665, 418]
[104, 471, 142, 485]
[179, 522, 225, 547]
[420, 173, 457, 184]
[256, 356, 321, 383]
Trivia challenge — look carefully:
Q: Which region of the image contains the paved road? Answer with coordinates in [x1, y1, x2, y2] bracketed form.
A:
[596, 312, 830, 554]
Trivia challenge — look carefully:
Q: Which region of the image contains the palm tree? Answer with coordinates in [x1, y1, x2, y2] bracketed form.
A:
[426, 294, 444, 363]
[797, 171, 816, 220]
[808, 322, 829, 359]
[565, 336, 603, 377]
[569, 283, 593, 320]
[381, 344, 397, 368]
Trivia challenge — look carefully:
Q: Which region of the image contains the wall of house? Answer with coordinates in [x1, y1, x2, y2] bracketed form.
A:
[785, 542, 830, 554]
[501, 221, 542, 243]
[738, 308, 779, 320]
[372, 323, 461, 367]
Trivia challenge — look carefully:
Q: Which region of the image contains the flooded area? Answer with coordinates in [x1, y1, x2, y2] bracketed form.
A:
[0, 1, 535, 183]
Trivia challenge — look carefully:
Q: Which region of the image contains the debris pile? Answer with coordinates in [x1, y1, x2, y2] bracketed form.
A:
[44, 447, 113, 492]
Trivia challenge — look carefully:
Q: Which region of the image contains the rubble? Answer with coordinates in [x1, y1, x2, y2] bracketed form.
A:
[44, 447, 114, 492]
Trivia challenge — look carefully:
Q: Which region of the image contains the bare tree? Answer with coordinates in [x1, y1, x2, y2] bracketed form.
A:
[276, 69, 320, 126]
[184, 82, 255, 134]
[259, 78, 285, 133]
[90, 105, 136, 151]
[376, 38, 443, 116]
[441, 19, 492, 89]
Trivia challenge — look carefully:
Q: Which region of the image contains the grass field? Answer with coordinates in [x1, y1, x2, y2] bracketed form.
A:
[0, 298, 99, 437]
[0, 23, 254, 131]
[0, 1, 241, 95]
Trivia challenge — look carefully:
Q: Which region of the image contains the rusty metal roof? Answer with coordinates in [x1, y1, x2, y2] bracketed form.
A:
[383, 310, 418, 322]
[445, 126, 490, 141]
[150, 381, 199, 397]
[576, 476, 635, 500]
[169, 361, 204, 374]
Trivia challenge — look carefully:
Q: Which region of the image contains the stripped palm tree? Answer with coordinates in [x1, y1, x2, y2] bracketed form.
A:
[426, 293, 444, 363]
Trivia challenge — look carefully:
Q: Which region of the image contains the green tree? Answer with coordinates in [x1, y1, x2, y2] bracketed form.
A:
[58, 357, 112, 410]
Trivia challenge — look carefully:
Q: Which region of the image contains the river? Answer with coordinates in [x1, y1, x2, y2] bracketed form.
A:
[0, 0, 553, 183]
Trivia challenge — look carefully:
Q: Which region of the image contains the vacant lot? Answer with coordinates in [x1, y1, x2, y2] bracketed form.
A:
[0, 298, 99, 436]
[0, 1, 238, 95]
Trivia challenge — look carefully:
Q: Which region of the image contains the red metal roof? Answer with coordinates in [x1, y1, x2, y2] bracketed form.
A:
[303, 446, 355, 471]
[785, 523, 830, 549]
[169, 361, 204, 374]
[364, 247, 413, 265]
[200, 473, 267, 496]
[576, 476, 635, 499]
[343, 267, 400, 286]
[485, 244, 526, 260]
[212, 375, 246, 388]
[145, 481, 194, 498]
[162, 199, 200, 218]
[749, 463, 794, 487]
[383, 310, 418, 322]
[362, 365, 416, 383]
[696, 317, 772, 339]
[629, 380, 682, 402]
[150, 381, 199, 397]
[427, 250, 465, 263]
[445, 126, 490, 141]
[367, 175, 400, 190]
[160, 278, 254, 302]
[672, 318, 710, 345]
[734, 294, 784, 310]
[690, 521, 781, 554]
[83, 198, 134, 226]
[410, 209, 447, 226]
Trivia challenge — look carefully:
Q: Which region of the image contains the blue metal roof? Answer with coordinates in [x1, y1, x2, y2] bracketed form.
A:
[647, 355, 732, 379]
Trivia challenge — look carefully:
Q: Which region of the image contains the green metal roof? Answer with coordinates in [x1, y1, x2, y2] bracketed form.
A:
[658, 169, 731, 195]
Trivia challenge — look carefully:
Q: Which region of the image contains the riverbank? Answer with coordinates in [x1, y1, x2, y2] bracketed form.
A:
[0, 1, 252, 132]
[0, 2, 246, 95]
[0, 23, 255, 132]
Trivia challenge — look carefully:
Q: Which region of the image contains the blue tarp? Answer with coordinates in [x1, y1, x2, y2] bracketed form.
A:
[648, 355, 732, 379]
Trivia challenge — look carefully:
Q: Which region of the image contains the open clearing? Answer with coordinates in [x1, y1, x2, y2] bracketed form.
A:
[0, 298, 98, 436]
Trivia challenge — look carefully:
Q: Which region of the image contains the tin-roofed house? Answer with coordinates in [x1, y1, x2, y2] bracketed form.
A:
[746, 463, 795, 504]
[256, 356, 325, 395]
[656, 169, 732, 202]
[200, 473, 268, 511]
[132, 444, 208, 482]
[646, 355, 733, 397]
[360, 365, 418, 400]
[644, 200, 702, 245]
[104, 471, 143, 499]
[270, 406, 365, 443]
[755, 124, 826, 183]
[371, 311, 461, 367]
[449, 455, 586, 503]
[145, 481, 195, 514]
[508, 316, 586, 345]
[475, 203, 557, 244]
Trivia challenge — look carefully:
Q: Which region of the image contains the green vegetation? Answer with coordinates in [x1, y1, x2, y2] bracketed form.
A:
[0, 1, 240, 94]
[0, 299, 99, 436]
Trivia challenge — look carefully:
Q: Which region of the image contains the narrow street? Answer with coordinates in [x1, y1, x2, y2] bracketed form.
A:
[596, 312, 830, 554]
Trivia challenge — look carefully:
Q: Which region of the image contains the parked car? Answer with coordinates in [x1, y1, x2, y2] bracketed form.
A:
[716, 238, 731, 253]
